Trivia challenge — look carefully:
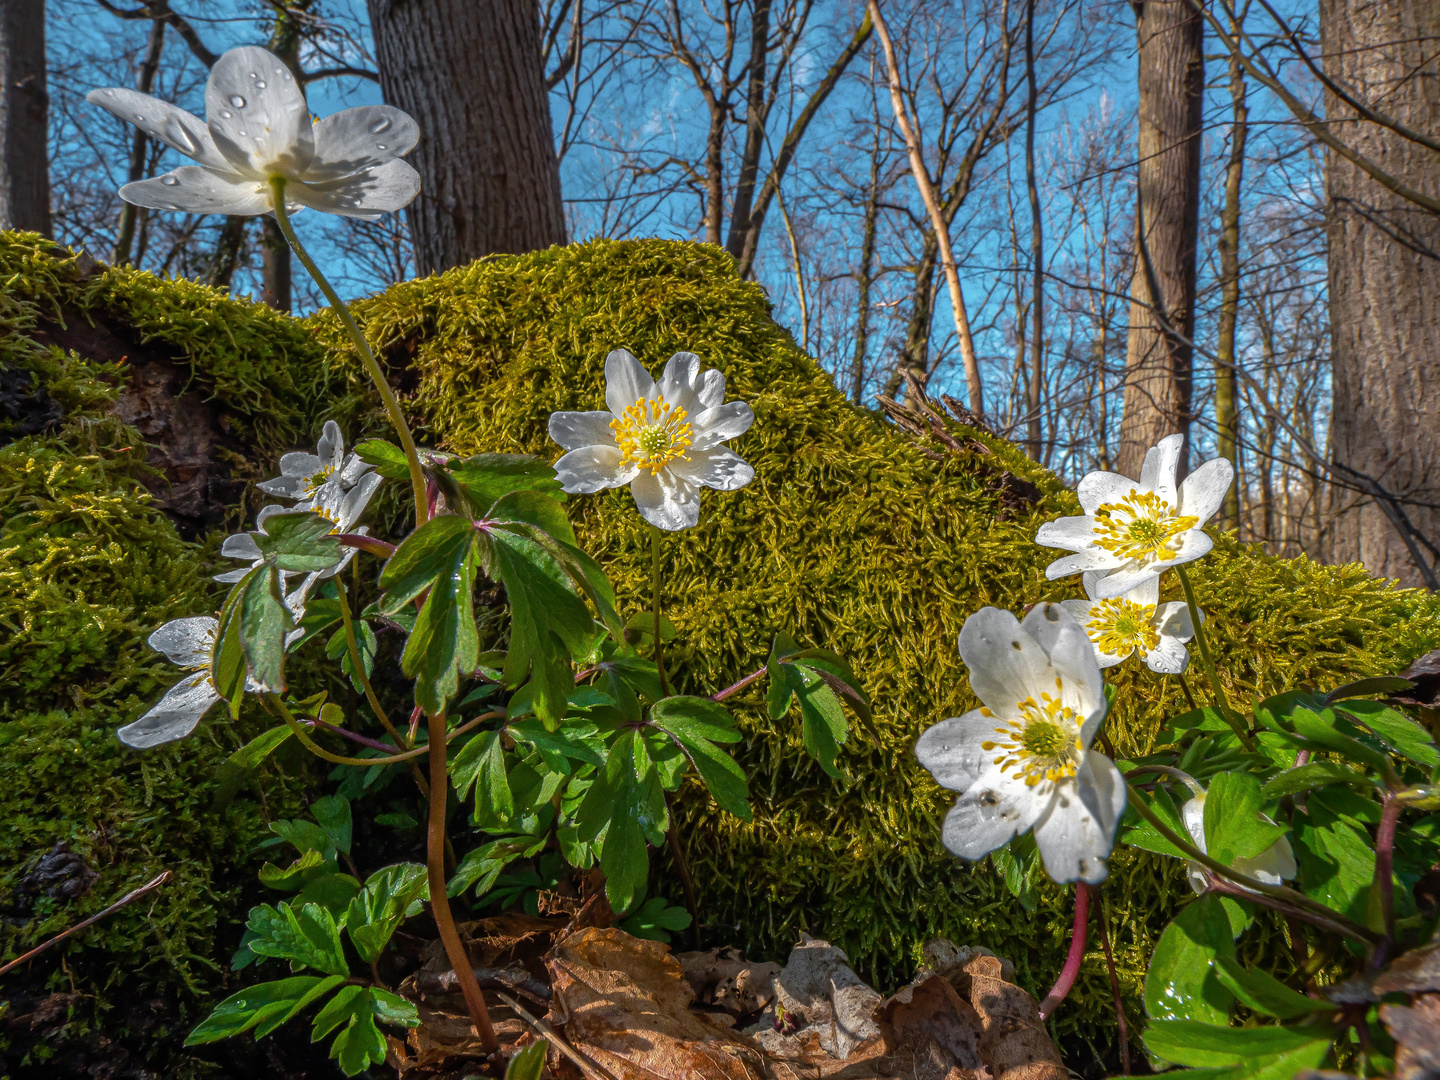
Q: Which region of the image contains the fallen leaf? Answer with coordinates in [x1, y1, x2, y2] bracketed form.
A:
[546, 926, 772, 1080]
[390, 1003, 529, 1076]
[766, 934, 882, 1060]
[1382, 994, 1440, 1080]
[679, 947, 782, 1020]
[875, 973, 984, 1080]
[1374, 942, 1440, 996]
[946, 954, 1065, 1080]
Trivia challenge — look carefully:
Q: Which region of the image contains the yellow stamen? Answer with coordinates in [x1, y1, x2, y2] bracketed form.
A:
[610, 395, 693, 474]
[1091, 490, 1198, 563]
[985, 692, 1084, 788]
[1084, 597, 1160, 658]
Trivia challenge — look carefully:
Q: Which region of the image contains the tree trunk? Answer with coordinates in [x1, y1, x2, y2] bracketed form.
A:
[0, 0, 50, 237]
[114, 12, 166, 266]
[1321, 0, 1440, 588]
[366, 0, 566, 274]
[260, 215, 291, 311]
[1117, 0, 1203, 478]
[1214, 28, 1247, 531]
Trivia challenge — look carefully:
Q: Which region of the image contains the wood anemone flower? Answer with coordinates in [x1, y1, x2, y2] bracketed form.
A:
[1034, 434, 1234, 600]
[915, 604, 1126, 885]
[258, 420, 373, 501]
[87, 46, 420, 219]
[1060, 571, 1198, 674]
[118, 617, 255, 749]
[547, 349, 755, 531]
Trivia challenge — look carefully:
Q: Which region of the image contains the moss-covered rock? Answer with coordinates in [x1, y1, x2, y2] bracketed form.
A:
[3, 232, 1437, 1073]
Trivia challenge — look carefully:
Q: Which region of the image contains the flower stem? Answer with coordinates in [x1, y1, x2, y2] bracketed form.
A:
[335, 577, 429, 795]
[1094, 892, 1130, 1075]
[426, 710, 499, 1055]
[712, 665, 767, 702]
[1174, 565, 1253, 750]
[268, 177, 429, 528]
[1124, 781, 1381, 944]
[1038, 883, 1090, 1020]
[1372, 792, 1401, 964]
[651, 526, 672, 697]
[264, 692, 497, 767]
[663, 791, 701, 950]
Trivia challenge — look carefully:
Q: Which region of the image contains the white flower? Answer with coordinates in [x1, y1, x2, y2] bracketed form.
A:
[1060, 572, 1198, 674]
[258, 420, 372, 501]
[1182, 793, 1297, 895]
[547, 350, 755, 531]
[915, 604, 1127, 885]
[1034, 434, 1233, 600]
[87, 46, 419, 220]
[118, 617, 257, 749]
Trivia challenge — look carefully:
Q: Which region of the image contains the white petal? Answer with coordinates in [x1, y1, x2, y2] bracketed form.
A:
[554, 445, 634, 494]
[1088, 564, 1161, 599]
[255, 503, 290, 532]
[120, 166, 270, 216]
[1118, 576, 1161, 606]
[1144, 635, 1190, 674]
[1076, 471, 1139, 515]
[1155, 601, 1195, 641]
[667, 447, 753, 491]
[1186, 863, 1209, 894]
[1021, 605, 1106, 739]
[317, 421, 344, 467]
[690, 401, 754, 449]
[656, 352, 703, 414]
[939, 769, 1047, 861]
[1045, 548, 1121, 581]
[213, 568, 252, 583]
[630, 470, 699, 531]
[915, 711, 999, 792]
[257, 475, 302, 497]
[337, 471, 382, 530]
[1179, 458, 1235, 526]
[604, 350, 655, 418]
[1031, 753, 1127, 884]
[205, 46, 312, 178]
[549, 410, 618, 451]
[118, 671, 219, 749]
[1138, 434, 1185, 506]
[1165, 528, 1215, 568]
[1234, 837, 1297, 885]
[1182, 797, 1207, 850]
[279, 450, 325, 480]
[147, 616, 216, 668]
[695, 368, 727, 410]
[305, 105, 419, 182]
[338, 453, 373, 486]
[85, 88, 228, 169]
[221, 533, 262, 561]
[286, 159, 421, 219]
[957, 607, 1052, 717]
[1034, 515, 1101, 552]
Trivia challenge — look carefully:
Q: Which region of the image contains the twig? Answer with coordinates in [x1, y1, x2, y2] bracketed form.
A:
[495, 990, 622, 1080]
[0, 871, 172, 978]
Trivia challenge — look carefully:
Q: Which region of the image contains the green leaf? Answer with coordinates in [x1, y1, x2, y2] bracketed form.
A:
[989, 833, 1041, 912]
[213, 571, 252, 719]
[767, 634, 852, 777]
[1263, 761, 1373, 798]
[258, 848, 328, 892]
[1119, 784, 1192, 860]
[1286, 707, 1392, 773]
[785, 647, 873, 725]
[270, 817, 334, 859]
[649, 696, 751, 821]
[379, 513, 476, 610]
[1324, 676, 1414, 703]
[312, 986, 388, 1077]
[1145, 895, 1250, 1023]
[346, 863, 428, 964]
[577, 730, 666, 914]
[487, 489, 576, 544]
[399, 525, 479, 715]
[214, 725, 294, 808]
[289, 593, 341, 651]
[449, 729, 515, 821]
[447, 836, 546, 898]
[1142, 1019, 1331, 1068]
[448, 453, 565, 514]
[1337, 699, 1438, 767]
[311, 795, 353, 858]
[505, 1040, 549, 1080]
[508, 719, 606, 771]
[369, 987, 420, 1028]
[1292, 789, 1376, 921]
[295, 872, 362, 917]
[253, 511, 342, 573]
[1210, 958, 1333, 1020]
[326, 622, 377, 693]
[245, 902, 350, 976]
[354, 438, 412, 479]
[619, 896, 692, 943]
[185, 975, 344, 1044]
[1204, 773, 1290, 864]
[240, 563, 292, 693]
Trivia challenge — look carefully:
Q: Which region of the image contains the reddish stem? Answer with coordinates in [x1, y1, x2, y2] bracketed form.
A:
[712, 666, 766, 702]
[1038, 882, 1090, 1020]
[1373, 792, 1401, 963]
[304, 716, 399, 754]
[407, 704, 423, 743]
[1094, 896, 1130, 1075]
[336, 533, 397, 559]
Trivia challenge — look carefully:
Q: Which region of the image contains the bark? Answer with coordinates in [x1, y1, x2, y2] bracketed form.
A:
[115, 12, 166, 266]
[0, 0, 50, 236]
[367, 0, 566, 274]
[1117, 0, 1203, 478]
[259, 215, 291, 311]
[206, 215, 246, 290]
[1024, 0, 1043, 461]
[1214, 29, 1247, 531]
[724, 0, 772, 260]
[886, 228, 939, 398]
[850, 136, 881, 401]
[1321, 0, 1440, 588]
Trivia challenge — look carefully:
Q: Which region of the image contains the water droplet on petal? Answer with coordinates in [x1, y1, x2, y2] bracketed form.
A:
[368, 117, 392, 134]
[375, 143, 386, 150]
[238, 129, 246, 136]
[229, 95, 246, 108]
[104, 89, 116, 97]
[160, 175, 180, 186]
[162, 203, 181, 210]
[249, 71, 258, 79]
[163, 118, 196, 154]
[134, 112, 146, 121]
[255, 79, 266, 88]
[220, 110, 232, 119]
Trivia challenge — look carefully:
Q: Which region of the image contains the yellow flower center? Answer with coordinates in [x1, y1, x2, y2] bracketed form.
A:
[1092, 490, 1198, 563]
[611, 396, 693, 474]
[979, 692, 1085, 788]
[1085, 597, 1160, 658]
[301, 465, 336, 498]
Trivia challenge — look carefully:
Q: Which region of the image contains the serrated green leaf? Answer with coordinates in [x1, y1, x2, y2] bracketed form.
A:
[1337, 699, 1438, 767]
[379, 514, 476, 610]
[1119, 784, 1192, 860]
[447, 836, 546, 898]
[576, 730, 665, 914]
[185, 974, 344, 1044]
[619, 896, 692, 942]
[214, 724, 294, 809]
[353, 438, 411, 479]
[487, 489, 576, 543]
[1142, 1019, 1330, 1068]
[369, 987, 420, 1028]
[240, 563, 291, 693]
[1204, 773, 1290, 864]
[508, 719, 606, 770]
[253, 511, 342, 573]
[1293, 790, 1376, 921]
[311, 795, 352, 858]
[1211, 958, 1334, 1020]
[1287, 707, 1392, 773]
[649, 696, 751, 821]
[1325, 676, 1414, 703]
[346, 862, 428, 964]
[311, 986, 390, 1076]
[1262, 761, 1373, 798]
[1145, 894, 1250, 1023]
[449, 729, 515, 823]
[326, 621, 377, 693]
[447, 453, 565, 514]
[295, 872, 361, 917]
[245, 902, 349, 976]
[213, 571, 251, 719]
[270, 817, 333, 859]
[400, 528, 479, 715]
[258, 848, 327, 892]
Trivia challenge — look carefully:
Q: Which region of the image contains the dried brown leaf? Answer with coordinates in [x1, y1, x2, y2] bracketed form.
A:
[947, 956, 1065, 1080]
[679, 948, 782, 1019]
[1382, 993, 1440, 1080]
[1375, 942, 1440, 996]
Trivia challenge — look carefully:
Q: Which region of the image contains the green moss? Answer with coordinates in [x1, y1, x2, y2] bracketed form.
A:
[312, 238, 1440, 1053]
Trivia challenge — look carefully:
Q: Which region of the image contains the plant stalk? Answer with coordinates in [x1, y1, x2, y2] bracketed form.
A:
[1373, 792, 1401, 962]
[1174, 566, 1253, 749]
[426, 710, 499, 1054]
[664, 791, 701, 950]
[1095, 892, 1130, 1075]
[1038, 883, 1090, 1019]
[268, 177, 429, 527]
[712, 665, 767, 702]
[265, 693, 496, 767]
[651, 526, 672, 697]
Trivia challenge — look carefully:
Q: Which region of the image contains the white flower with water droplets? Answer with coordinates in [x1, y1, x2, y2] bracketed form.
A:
[1060, 572, 1198, 674]
[118, 617, 257, 749]
[547, 350, 755, 531]
[1035, 434, 1233, 600]
[915, 604, 1127, 885]
[258, 420, 372, 501]
[87, 46, 419, 219]
[1182, 792, 1297, 895]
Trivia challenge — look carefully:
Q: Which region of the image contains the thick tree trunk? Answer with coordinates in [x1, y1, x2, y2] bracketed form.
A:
[1321, 0, 1440, 588]
[1117, 0, 1203, 478]
[366, 0, 566, 274]
[0, 0, 50, 237]
[1214, 33, 1247, 531]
